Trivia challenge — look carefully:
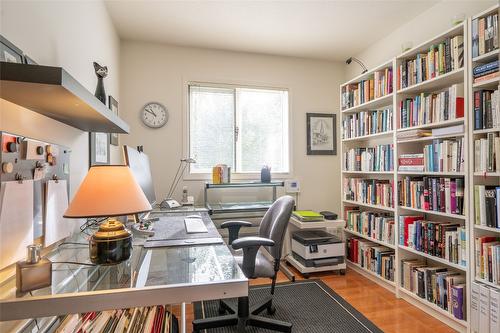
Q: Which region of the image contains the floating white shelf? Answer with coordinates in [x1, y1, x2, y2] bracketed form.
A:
[344, 228, 396, 249]
[343, 200, 395, 212]
[398, 206, 466, 220]
[398, 245, 467, 271]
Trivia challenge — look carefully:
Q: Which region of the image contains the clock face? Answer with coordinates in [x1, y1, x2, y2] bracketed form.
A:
[141, 102, 168, 128]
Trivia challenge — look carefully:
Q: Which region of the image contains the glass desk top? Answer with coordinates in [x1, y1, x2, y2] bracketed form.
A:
[0, 223, 247, 321]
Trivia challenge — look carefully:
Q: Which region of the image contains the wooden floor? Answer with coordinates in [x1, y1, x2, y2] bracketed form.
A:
[179, 266, 457, 333]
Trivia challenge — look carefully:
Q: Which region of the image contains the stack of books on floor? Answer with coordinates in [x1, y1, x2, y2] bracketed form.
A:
[398, 84, 464, 129]
[398, 216, 466, 267]
[292, 210, 324, 222]
[344, 208, 395, 245]
[342, 144, 394, 172]
[475, 236, 500, 284]
[474, 134, 500, 173]
[474, 185, 500, 229]
[341, 68, 393, 109]
[471, 12, 499, 58]
[341, 109, 393, 139]
[397, 35, 464, 89]
[398, 176, 465, 215]
[473, 60, 499, 84]
[343, 178, 394, 208]
[400, 260, 466, 320]
[473, 88, 499, 130]
[55, 306, 178, 333]
[470, 282, 500, 333]
[347, 238, 395, 282]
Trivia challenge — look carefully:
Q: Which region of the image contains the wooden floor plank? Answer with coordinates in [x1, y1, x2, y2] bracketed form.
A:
[178, 266, 457, 333]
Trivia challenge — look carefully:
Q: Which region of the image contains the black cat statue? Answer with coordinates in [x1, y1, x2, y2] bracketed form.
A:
[93, 62, 108, 104]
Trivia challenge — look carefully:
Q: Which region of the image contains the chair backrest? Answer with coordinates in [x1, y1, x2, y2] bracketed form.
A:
[259, 195, 295, 260]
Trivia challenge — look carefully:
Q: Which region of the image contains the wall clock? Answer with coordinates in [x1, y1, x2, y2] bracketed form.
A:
[141, 102, 168, 128]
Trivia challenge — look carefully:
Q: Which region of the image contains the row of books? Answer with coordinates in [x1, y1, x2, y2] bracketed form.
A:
[400, 260, 466, 320]
[396, 124, 464, 142]
[474, 133, 500, 173]
[472, 12, 499, 58]
[341, 68, 393, 110]
[398, 84, 464, 129]
[473, 60, 499, 84]
[347, 238, 395, 282]
[473, 88, 499, 130]
[341, 109, 393, 140]
[54, 306, 178, 333]
[474, 186, 500, 229]
[470, 282, 499, 333]
[397, 35, 464, 90]
[342, 144, 394, 172]
[398, 176, 465, 216]
[475, 236, 500, 284]
[399, 216, 466, 267]
[344, 209, 395, 245]
[343, 178, 394, 208]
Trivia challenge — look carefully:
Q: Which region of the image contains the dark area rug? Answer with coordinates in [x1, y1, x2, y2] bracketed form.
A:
[193, 280, 383, 333]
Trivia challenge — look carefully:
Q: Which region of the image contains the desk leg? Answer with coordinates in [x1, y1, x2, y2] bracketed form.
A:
[181, 302, 186, 333]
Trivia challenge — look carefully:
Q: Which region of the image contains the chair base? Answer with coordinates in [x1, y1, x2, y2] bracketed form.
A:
[192, 296, 292, 333]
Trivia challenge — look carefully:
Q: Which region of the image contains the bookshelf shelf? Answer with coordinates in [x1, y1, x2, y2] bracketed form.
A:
[398, 245, 467, 271]
[396, 68, 464, 95]
[341, 170, 394, 175]
[346, 259, 396, 290]
[398, 288, 467, 327]
[343, 200, 395, 212]
[474, 224, 500, 233]
[472, 76, 500, 89]
[472, 49, 499, 63]
[473, 171, 500, 177]
[397, 133, 464, 144]
[396, 118, 464, 132]
[342, 131, 394, 142]
[474, 278, 500, 289]
[397, 171, 465, 176]
[472, 127, 500, 135]
[344, 228, 396, 249]
[398, 206, 467, 220]
[341, 93, 393, 114]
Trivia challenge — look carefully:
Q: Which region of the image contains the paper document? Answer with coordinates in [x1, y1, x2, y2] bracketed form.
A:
[44, 180, 73, 246]
[184, 218, 208, 233]
[0, 180, 34, 269]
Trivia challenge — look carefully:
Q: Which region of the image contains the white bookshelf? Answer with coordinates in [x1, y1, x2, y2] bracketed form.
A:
[341, 20, 472, 333]
[467, 3, 500, 318]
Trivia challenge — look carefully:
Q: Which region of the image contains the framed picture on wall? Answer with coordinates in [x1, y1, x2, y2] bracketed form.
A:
[109, 96, 119, 146]
[306, 113, 336, 155]
[89, 132, 110, 166]
[0, 35, 24, 63]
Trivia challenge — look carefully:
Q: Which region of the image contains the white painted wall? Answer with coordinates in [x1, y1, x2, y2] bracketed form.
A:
[120, 41, 345, 213]
[0, 0, 121, 198]
[345, 0, 496, 80]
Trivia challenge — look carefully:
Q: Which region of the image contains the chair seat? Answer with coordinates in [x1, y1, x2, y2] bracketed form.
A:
[231, 248, 275, 278]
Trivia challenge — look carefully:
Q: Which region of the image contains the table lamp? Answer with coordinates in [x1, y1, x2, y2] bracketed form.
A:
[64, 165, 152, 264]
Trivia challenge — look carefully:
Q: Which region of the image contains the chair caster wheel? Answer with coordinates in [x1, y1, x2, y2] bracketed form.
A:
[267, 305, 276, 315]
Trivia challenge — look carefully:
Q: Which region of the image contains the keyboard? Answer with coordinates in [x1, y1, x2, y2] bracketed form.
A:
[184, 218, 208, 233]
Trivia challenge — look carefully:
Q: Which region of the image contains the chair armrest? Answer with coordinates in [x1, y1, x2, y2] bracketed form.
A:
[231, 237, 275, 278]
[221, 220, 253, 244]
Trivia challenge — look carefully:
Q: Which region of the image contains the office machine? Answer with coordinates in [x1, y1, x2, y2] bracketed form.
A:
[291, 230, 345, 268]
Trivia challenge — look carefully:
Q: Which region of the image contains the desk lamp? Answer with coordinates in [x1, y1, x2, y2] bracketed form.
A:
[161, 157, 196, 208]
[64, 165, 152, 264]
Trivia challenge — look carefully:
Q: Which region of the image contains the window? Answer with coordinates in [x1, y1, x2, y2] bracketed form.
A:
[189, 84, 289, 174]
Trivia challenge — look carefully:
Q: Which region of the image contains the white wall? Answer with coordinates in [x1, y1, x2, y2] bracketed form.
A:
[120, 41, 345, 213]
[345, 0, 496, 80]
[0, 0, 121, 198]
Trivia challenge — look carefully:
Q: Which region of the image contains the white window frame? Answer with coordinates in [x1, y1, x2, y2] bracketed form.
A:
[183, 80, 293, 181]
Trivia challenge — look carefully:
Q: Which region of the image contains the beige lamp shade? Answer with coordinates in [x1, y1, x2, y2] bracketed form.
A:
[64, 165, 152, 218]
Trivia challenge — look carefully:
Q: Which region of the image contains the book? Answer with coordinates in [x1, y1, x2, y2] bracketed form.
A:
[292, 210, 324, 222]
[344, 178, 394, 208]
[341, 108, 393, 140]
[451, 284, 465, 320]
[347, 238, 395, 281]
[343, 144, 393, 172]
[474, 71, 499, 83]
[491, 287, 500, 333]
[345, 210, 395, 245]
[341, 68, 393, 110]
[480, 284, 490, 333]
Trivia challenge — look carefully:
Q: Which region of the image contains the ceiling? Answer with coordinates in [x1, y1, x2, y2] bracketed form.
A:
[105, 0, 438, 61]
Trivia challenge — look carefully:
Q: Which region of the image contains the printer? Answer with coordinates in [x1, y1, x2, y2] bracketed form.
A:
[291, 229, 345, 268]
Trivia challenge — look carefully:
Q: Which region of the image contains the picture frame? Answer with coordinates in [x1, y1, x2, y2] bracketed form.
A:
[89, 132, 110, 166]
[306, 113, 337, 155]
[0, 35, 24, 63]
[108, 96, 119, 146]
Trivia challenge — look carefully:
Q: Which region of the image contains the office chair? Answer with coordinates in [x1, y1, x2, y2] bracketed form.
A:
[192, 195, 295, 333]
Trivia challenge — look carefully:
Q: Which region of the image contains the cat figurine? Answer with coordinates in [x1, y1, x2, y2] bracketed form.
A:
[93, 62, 108, 104]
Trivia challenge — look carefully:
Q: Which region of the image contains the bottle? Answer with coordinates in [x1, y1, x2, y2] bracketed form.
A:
[16, 244, 52, 294]
[182, 186, 188, 203]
